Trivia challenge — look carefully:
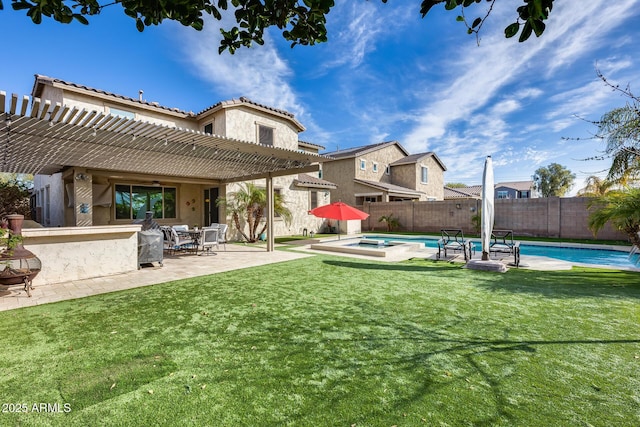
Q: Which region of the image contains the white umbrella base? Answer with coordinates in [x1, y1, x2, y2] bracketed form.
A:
[465, 259, 508, 273]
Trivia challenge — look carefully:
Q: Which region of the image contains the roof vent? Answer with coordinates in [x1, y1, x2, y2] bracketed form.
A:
[139, 90, 143, 102]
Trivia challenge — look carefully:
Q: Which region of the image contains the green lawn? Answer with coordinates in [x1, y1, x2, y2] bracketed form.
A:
[0, 255, 638, 426]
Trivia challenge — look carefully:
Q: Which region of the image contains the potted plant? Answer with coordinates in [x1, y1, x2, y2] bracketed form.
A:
[0, 220, 23, 255]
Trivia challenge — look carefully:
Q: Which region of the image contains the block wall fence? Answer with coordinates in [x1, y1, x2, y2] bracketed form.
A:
[359, 197, 628, 241]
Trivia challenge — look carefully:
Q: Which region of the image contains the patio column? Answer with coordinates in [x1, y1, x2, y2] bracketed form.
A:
[72, 169, 93, 227]
[266, 175, 274, 252]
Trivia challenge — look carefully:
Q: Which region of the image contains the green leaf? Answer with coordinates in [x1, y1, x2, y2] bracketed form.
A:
[504, 22, 519, 38]
[136, 18, 144, 32]
[519, 21, 533, 42]
[530, 19, 545, 37]
[12, 1, 31, 11]
[74, 14, 89, 25]
[471, 17, 481, 28]
[456, 15, 464, 22]
[445, 0, 458, 11]
[420, 1, 441, 17]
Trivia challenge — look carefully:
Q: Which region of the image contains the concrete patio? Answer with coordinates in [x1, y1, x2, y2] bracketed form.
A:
[0, 244, 313, 312]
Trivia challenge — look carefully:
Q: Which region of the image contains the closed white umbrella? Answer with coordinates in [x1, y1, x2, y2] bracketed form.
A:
[481, 156, 495, 261]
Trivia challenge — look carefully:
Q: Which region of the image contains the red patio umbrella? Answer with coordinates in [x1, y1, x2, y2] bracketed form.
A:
[309, 201, 369, 239]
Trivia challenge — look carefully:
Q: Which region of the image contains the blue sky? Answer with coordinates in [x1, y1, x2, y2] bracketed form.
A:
[1, 1, 640, 194]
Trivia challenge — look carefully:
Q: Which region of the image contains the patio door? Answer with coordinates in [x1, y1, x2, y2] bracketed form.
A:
[204, 187, 219, 226]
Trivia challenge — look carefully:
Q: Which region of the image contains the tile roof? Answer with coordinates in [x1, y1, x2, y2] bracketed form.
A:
[444, 186, 482, 199]
[32, 75, 305, 131]
[496, 181, 534, 191]
[298, 140, 326, 150]
[33, 74, 192, 116]
[293, 174, 337, 189]
[196, 96, 305, 131]
[197, 96, 294, 118]
[354, 179, 424, 196]
[389, 151, 447, 171]
[323, 141, 408, 159]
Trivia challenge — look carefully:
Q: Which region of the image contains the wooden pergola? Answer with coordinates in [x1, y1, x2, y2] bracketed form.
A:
[1, 91, 327, 251]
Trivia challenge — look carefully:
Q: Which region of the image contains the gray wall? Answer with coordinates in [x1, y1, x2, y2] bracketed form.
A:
[360, 197, 628, 241]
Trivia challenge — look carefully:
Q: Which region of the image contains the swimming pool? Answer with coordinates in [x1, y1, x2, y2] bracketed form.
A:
[361, 235, 639, 269]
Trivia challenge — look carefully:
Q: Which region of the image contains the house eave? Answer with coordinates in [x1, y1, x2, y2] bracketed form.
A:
[1, 91, 328, 181]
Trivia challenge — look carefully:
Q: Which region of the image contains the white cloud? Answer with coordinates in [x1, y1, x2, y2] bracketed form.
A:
[491, 99, 520, 115]
[400, 0, 640, 180]
[174, 16, 339, 145]
[545, 80, 614, 121]
[322, 2, 412, 70]
[544, 1, 639, 74]
[180, 21, 300, 111]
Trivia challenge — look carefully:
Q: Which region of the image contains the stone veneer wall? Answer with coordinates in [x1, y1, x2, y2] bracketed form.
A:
[360, 197, 627, 241]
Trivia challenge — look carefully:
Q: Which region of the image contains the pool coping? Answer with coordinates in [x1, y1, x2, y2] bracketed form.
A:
[302, 234, 640, 272]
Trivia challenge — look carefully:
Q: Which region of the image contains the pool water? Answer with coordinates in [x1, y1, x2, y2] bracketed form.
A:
[362, 235, 639, 269]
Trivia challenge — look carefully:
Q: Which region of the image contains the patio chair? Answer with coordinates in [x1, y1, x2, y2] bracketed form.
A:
[160, 226, 175, 253]
[198, 227, 219, 256]
[438, 229, 472, 261]
[169, 226, 197, 254]
[490, 229, 520, 266]
[217, 223, 228, 250]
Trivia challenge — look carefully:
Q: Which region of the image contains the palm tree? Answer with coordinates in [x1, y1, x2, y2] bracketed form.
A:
[378, 213, 400, 232]
[598, 105, 640, 182]
[588, 187, 640, 249]
[216, 183, 292, 243]
[577, 175, 617, 197]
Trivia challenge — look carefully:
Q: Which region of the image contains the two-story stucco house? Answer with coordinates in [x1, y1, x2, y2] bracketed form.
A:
[494, 181, 536, 199]
[443, 181, 536, 200]
[28, 75, 335, 240]
[321, 141, 447, 206]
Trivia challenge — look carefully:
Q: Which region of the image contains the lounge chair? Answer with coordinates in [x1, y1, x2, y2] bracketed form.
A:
[489, 229, 520, 266]
[438, 229, 472, 261]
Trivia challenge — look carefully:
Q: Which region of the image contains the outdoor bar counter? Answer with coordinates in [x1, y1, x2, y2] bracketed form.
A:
[22, 225, 141, 286]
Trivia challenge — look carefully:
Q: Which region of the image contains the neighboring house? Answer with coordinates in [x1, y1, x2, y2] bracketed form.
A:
[321, 141, 447, 206]
[29, 75, 334, 238]
[443, 181, 536, 200]
[444, 185, 482, 200]
[495, 181, 535, 199]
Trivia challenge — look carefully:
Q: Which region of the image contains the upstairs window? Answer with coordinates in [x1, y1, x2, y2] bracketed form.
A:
[497, 190, 509, 199]
[204, 122, 213, 135]
[385, 165, 390, 175]
[421, 166, 428, 183]
[109, 107, 135, 120]
[519, 190, 530, 199]
[258, 124, 274, 146]
[372, 162, 378, 173]
[360, 159, 366, 171]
